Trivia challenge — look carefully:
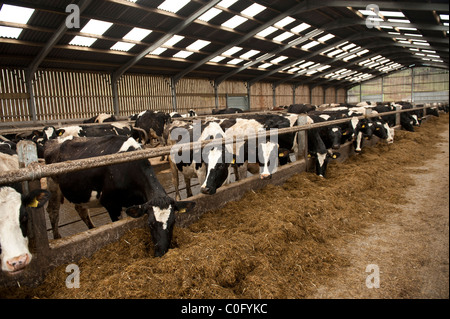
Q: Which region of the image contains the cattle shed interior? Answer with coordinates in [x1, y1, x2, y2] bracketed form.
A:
[0, 0, 448, 123]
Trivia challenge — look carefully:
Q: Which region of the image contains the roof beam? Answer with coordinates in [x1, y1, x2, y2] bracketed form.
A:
[324, 18, 449, 32]
[26, 0, 93, 80]
[172, 0, 322, 84]
[112, 0, 222, 82]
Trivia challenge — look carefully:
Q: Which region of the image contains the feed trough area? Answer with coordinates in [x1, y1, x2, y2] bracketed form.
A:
[0, 0, 448, 302]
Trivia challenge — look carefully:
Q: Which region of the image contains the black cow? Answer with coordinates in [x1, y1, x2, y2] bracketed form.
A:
[287, 104, 317, 114]
[44, 135, 194, 257]
[0, 144, 50, 274]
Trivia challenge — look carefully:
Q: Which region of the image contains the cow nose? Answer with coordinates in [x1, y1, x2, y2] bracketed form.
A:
[260, 174, 272, 180]
[7, 254, 30, 272]
[201, 187, 211, 195]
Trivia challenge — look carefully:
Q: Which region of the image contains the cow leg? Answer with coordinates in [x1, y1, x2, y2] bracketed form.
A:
[46, 178, 63, 239]
[168, 155, 182, 201]
[74, 204, 96, 229]
[184, 176, 193, 198]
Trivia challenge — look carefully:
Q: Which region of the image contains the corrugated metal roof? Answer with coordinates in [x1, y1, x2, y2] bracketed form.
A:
[0, 0, 448, 89]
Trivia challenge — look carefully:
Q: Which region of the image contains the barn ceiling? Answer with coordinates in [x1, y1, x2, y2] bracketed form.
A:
[0, 0, 448, 90]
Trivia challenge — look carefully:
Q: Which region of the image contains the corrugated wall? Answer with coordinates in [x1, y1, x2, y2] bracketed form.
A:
[347, 67, 449, 104]
[1, 67, 350, 122]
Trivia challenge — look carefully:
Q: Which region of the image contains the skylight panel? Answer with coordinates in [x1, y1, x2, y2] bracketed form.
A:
[210, 56, 226, 63]
[291, 23, 311, 33]
[317, 65, 331, 71]
[163, 35, 184, 47]
[258, 63, 273, 69]
[327, 49, 343, 57]
[227, 58, 243, 65]
[241, 3, 266, 17]
[343, 54, 358, 61]
[150, 47, 167, 56]
[289, 67, 300, 73]
[123, 28, 152, 41]
[413, 42, 430, 46]
[318, 34, 335, 42]
[379, 11, 405, 17]
[357, 49, 369, 56]
[81, 19, 113, 36]
[302, 41, 320, 50]
[218, 0, 238, 9]
[440, 14, 449, 20]
[173, 50, 193, 59]
[342, 43, 356, 51]
[273, 32, 295, 42]
[257, 26, 278, 37]
[271, 56, 288, 64]
[69, 36, 97, 47]
[198, 8, 222, 22]
[0, 26, 23, 39]
[275, 16, 296, 28]
[186, 40, 211, 51]
[388, 19, 411, 24]
[0, 4, 35, 24]
[299, 61, 315, 68]
[158, 0, 190, 14]
[396, 26, 417, 31]
[222, 16, 248, 29]
[223, 46, 242, 56]
[240, 50, 260, 59]
[111, 41, 135, 51]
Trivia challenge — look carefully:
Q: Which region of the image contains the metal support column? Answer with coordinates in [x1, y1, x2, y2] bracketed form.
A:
[171, 77, 177, 112]
[111, 75, 120, 116]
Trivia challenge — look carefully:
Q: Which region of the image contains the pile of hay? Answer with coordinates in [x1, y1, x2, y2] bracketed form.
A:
[1, 114, 448, 299]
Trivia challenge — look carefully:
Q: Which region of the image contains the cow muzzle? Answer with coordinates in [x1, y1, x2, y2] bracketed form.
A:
[5, 253, 31, 274]
[260, 174, 272, 180]
[201, 187, 216, 195]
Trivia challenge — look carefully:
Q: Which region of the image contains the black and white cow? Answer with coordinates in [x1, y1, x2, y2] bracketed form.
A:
[170, 109, 197, 119]
[134, 110, 172, 146]
[44, 135, 194, 257]
[83, 113, 117, 124]
[287, 104, 317, 114]
[0, 144, 50, 274]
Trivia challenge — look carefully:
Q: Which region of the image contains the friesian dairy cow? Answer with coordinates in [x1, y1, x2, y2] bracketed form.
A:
[44, 135, 194, 257]
[134, 110, 171, 146]
[83, 113, 117, 124]
[170, 109, 197, 119]
[0, 143, 50, 274]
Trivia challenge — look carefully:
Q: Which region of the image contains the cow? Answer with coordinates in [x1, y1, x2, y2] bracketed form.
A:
[287, 104, 317, 114]
[170, 109, 197, 119]
[134, 110, 171, 147]
[165, 119, 232, 200]
[212, 108, 244, 115]
[44, 135, 194, 257]
[373, 103, 417, 132]
[83, 113, 117, 124]
[0, 144, 50, 274]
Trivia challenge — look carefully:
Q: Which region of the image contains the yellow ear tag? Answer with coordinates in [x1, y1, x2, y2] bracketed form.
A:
[307, 154, 311, 158]
[178, 208, 187, 214]
[343, 132, 347, 135]
[279, 153, 285, 157]
[362, 125, 366, 128]
[58, 131, 63, 136]
[332, 154, 337, 159]
[28, 198, 39, 208]
[231, 158, 236, 164]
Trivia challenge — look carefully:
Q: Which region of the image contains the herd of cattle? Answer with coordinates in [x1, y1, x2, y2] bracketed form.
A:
[0, 101, 447, 274]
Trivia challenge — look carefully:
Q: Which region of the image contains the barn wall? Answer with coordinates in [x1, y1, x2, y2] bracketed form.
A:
[0, 68, 30, 122]
[294, 85, 310, 104]
[250, 82, 272, 110]
[347, 67, 449, 104]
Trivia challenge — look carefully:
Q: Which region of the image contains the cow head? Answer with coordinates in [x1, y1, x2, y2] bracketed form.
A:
[309, 150, 340, 177]
[200, 147, 230, 195]
[126, 197, 195, 257]
[0, 187, 50, 274]
[372, 120, 394, 144]
[258, 140, 279, 180]
[328, 126, 343, 150]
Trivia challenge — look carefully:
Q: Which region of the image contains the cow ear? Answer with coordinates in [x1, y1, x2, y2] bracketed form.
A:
[174, 201, 196, 214]
[23, 190, 51, 208]
[126, 205, 145, 218]
[329, 152, 341, 159]
[57, 129, 65, 136]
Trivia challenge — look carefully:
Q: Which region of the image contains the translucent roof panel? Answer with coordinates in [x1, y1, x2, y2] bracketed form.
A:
[149, 47, 167, 56]
[81, 19, 113, 36]
[257, 26, 278, 38]
[198, 8, 222, 22]
[173, 50, 194, 59]
[163, 35, 184, 47]
[241, 3, 266, 17]
[302, 41, 320, 50]
[157, 0, 191, 14]
[218, 0, 238, 9]
[273, 32, 295, 42]
[275, 17, 295, 28]
[270, 56, 288, 64]
[291, 23, 311, 33]
[186, 40, 211, 51]
[240, 50, 260, 59]
[227, 58, 243, 65]
[440, 14, 449, 20]
[318, 34, 335, 42]
[258, 63, 273, 69]
[222, 16, 248, 29]
[0, 26, 23, 39]
[111, 42, 135, 52]
[0, 4, 35, 24]
[123, 28, 152, 41]
[69, 36, 97, 47]
[222, 46, 242, 56]
[210, 56, 226, 63]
